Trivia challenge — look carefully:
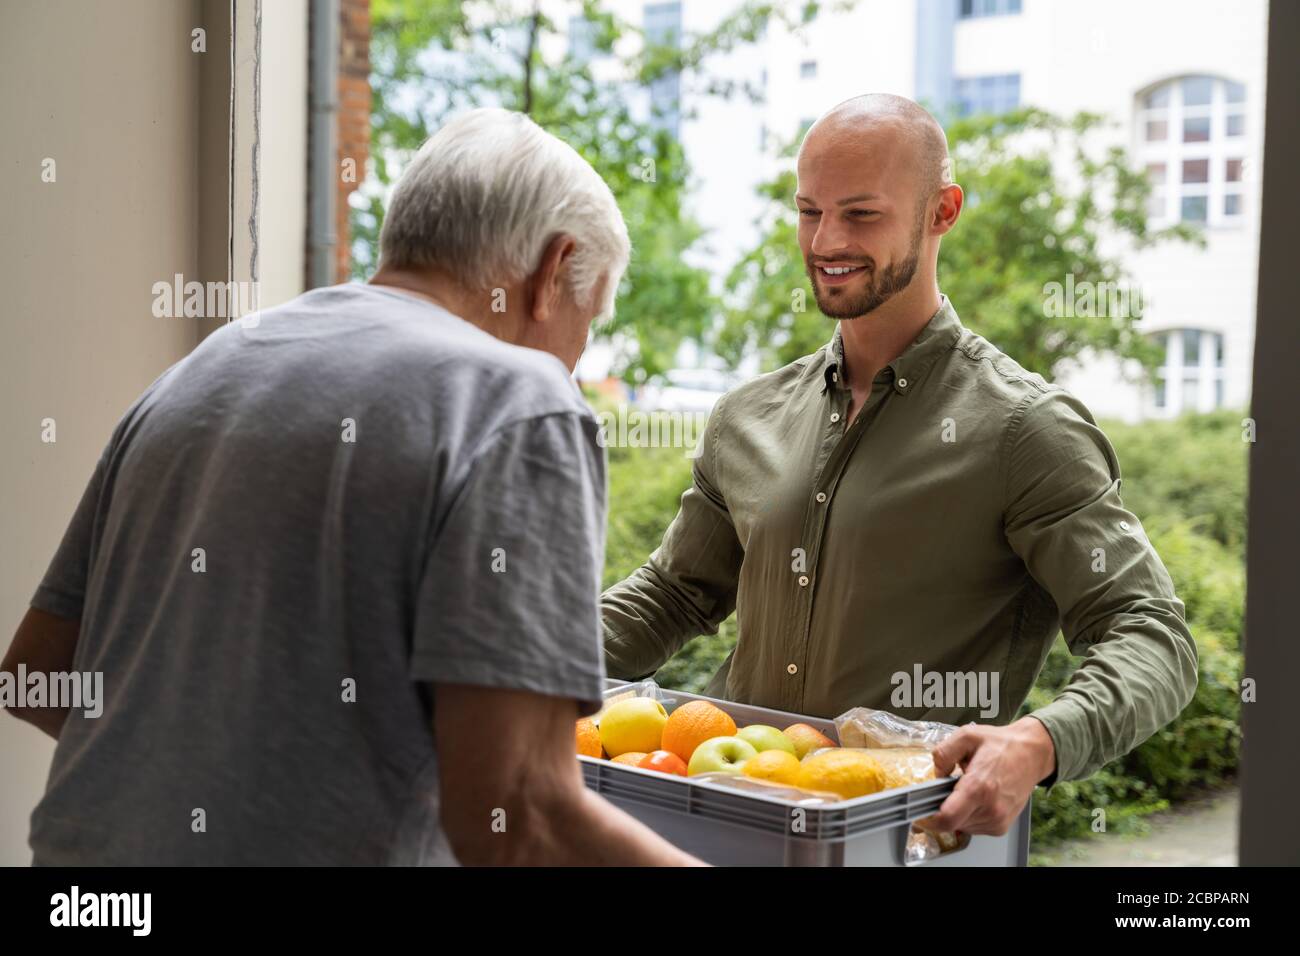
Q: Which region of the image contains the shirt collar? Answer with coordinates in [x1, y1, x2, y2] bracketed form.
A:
[820, 294, 963, 395]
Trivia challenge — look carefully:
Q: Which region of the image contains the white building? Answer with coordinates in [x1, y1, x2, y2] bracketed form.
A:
[574, 0, 1266, 421]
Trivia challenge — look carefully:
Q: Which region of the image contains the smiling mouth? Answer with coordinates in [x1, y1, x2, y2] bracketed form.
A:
[815, 264, 869, 285]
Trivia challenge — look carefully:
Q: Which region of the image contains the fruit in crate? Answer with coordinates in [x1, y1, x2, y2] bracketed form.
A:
[741, 749, 802, 785]
[687, 736, 758, 776]
[661, 700, 737, 762]
[576, 717, 603, 758]
[599, 698, 669, 757]
[637, 750, 688, 776]
[782, 723, 838, 759]
[611, 752, 649, 766]
[736, 724, 798, 755]
[796, 749, 887, 799]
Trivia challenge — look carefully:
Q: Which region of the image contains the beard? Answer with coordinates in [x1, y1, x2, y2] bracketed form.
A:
[806, 210, 925, 319]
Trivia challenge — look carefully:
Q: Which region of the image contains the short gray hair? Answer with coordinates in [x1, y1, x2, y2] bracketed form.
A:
[379, 108, 630, 317]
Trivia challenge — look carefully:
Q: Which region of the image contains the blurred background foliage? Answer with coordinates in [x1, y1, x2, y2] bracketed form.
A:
[360, 2, 1195, 385]
[359, 0, 826, 382]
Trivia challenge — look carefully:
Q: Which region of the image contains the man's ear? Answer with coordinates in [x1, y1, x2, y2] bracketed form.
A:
[529, 233, 578, 324]
[932, 183, 964, 235]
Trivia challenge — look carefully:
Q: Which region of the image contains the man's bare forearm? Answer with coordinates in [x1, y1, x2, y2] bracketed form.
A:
[3, 607, 81, 741]
[549, 787, 705, 866]
[452, 774, 705, 866]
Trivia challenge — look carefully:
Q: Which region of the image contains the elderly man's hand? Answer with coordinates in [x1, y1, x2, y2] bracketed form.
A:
[926, 716, 1056, 836]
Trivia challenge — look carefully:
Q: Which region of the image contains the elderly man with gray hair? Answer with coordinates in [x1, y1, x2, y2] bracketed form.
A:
[3, 109, 701, 866]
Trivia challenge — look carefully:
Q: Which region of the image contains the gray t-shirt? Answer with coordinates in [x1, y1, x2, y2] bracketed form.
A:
[28, 283, 608, 865]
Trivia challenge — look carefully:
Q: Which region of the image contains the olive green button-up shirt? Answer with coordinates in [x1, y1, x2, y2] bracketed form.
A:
[601, 296, 1198, 788]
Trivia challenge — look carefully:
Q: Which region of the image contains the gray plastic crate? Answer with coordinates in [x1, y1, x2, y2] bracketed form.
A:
[580, 680, 1030, 866]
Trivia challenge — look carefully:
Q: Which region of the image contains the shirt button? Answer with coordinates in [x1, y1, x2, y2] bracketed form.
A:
[1120, 520, 1131, 531]
[830, 412, 840, 423]
[787, 663, 798, 675]
[815, 492, 827, 503]
[831, 371, 839, 382]
[798, 575, 809, 587]
[897, 377, 909, 389]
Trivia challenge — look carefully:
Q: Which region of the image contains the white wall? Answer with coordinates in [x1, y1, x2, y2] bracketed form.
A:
[0, 0, 205, 867]
[0, 0, 307, 866]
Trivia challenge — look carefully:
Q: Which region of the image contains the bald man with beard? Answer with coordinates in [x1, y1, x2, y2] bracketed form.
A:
[602, 94, 1198, 837]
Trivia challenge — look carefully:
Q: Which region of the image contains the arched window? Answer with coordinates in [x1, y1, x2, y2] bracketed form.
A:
[1151, 329, 1225, 414]
[1137, 75, 1246, 227]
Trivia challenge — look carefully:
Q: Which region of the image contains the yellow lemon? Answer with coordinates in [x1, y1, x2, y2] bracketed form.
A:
[796, 750, 888, 800]
[742, 749, 802, 786]
[598, 698, 668, 757]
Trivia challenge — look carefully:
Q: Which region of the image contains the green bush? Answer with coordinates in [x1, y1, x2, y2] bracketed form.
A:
[602, 407, 1247, 848]
[1019, 412, 1247, 844]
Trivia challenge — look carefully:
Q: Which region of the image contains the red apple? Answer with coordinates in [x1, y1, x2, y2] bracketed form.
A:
[783, 723, 838, 759]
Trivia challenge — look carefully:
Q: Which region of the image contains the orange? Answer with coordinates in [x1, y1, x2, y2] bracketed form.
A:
[742, 750, 802, 786]
[796, 750, 887, 800]
[576, 717, 602, 758]
[661, 701, 737, 763]
[611, 752, 649, 766]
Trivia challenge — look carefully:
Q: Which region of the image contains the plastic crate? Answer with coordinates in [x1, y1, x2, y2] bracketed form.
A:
[580, 680, 1030, 867]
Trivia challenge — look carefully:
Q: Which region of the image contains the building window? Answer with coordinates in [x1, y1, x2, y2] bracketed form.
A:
[1137, 75, 1247, 227]
[800, 60, 817, 79]
[644, 2, 683, 139]
[954, 73, 1020, 117]
[568, 16, 597, 63]
[959, 0, 1023, 18]
[1151, 328, 1226, 413]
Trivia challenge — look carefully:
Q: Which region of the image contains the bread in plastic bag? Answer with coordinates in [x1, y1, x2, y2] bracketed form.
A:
[831, 707, 965, 864]
[833, 707, 958, 750]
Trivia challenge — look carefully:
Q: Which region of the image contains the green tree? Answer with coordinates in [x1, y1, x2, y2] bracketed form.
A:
[355, 0, 825, 383]
[717, 109, 1202, 379]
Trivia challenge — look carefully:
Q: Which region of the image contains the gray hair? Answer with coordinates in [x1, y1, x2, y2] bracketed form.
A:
[379, 108, 630, 317]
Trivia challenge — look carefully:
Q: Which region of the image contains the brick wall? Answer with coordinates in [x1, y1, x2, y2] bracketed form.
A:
[337, 0, 370, 281]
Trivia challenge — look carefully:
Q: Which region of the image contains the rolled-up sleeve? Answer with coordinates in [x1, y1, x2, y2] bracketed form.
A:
[601, 394, 745, 680]
[1002, 388, 1199, 787]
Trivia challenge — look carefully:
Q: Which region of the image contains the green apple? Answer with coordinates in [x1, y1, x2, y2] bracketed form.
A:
[687, 736, 758, 776]
[737, 724, 798, 756]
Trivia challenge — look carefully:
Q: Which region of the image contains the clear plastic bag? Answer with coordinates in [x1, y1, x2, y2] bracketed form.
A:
[833, 707, 959, 750]
[831, 707, 965, 864]
[596, 679, 671, 722]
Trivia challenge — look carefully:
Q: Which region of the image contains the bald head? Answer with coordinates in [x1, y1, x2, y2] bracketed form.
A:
[800, 93, 951, 197]
[793, 93, 962, 321]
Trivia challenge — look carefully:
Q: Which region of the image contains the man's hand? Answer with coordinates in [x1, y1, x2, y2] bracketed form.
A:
[926, 716, 1056, 836]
